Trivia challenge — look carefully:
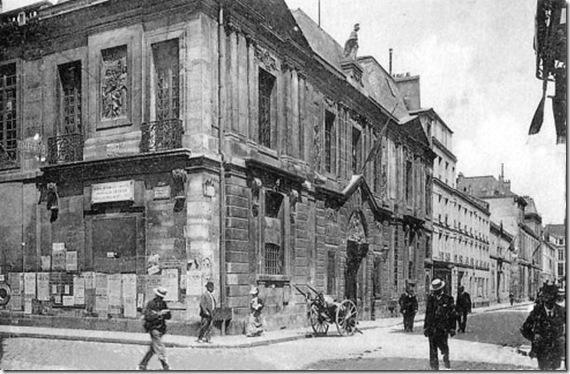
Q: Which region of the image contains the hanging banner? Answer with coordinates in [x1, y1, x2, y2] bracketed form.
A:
[122, 273, 137, 318]
[37, 273, 50, 301]
[73, 275, 85, 305]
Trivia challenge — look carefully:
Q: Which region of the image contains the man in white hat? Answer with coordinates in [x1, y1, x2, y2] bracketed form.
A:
[138, 286, 171, 370]
[423, 278, 456, 370]
[246, 285, 265, 337]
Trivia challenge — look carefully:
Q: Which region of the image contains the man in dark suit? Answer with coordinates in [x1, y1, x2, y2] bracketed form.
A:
[521, 283, 566, 370]
[456, 285, 472, 333]
[197, 281, 216, 343]
[424, 278, 456, 370]
[399, 283, 418, 332]
[138, 287, 171, 370]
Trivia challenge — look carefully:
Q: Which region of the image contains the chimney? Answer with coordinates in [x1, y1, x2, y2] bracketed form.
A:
[389, 48, 393, 75]
[393, 74, 421, 111]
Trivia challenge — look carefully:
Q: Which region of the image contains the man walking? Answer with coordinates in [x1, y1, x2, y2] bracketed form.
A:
[520, 283, 566, 370]
[138, 287, 171, 370]
[424, 278, 456, 370]
[197, 281, 216, 343]
[399, 284, 418, 332]
[455, 285, 472, 333]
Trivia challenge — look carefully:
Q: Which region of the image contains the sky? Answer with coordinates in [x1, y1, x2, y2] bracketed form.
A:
[283, 0, 566, 225]
[3, 0, 567, 224]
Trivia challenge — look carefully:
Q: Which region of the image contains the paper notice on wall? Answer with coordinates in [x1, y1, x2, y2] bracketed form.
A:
[95, 273, 108, 314]
[24, 273, 36, 296]
[186, 269, 202, 296]
[107, 274, 122, 314]
[145, 275, 162, 302]
[73, 275, 85, 305]
[66, 251, 78, 272]
[52, 243, 65, 251]
[84, 272, 95, 289]
[8, 273, 23, 296]
[63, 295, 74, 307]
[180, 271, 187, 290]
[161, 268, 178, 301]
[41, 256, 51, 271]
[122, 273, 137, 318]
[24, 296, 33, 314]
[37, 273, 50, 301]
[10, 295, 22, 311]
[52, 248, 66, 271]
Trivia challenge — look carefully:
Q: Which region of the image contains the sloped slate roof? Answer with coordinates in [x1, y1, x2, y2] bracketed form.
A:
[291, 8, 343, 71]
[238, 0, 311, 51]
[358, 56, 410, 120]
[545, 224, 566, 237]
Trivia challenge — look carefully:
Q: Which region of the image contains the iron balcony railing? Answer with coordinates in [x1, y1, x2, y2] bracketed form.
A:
[140, 119, 183, 153]
[47, 133, 84, 164]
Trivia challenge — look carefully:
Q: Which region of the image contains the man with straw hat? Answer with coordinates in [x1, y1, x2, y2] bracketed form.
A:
[138, 286, 171, 370]
[246, 285, 265, 337]
[423, 278, 456, 370]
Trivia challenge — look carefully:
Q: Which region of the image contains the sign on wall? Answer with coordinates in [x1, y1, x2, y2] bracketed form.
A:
[91, 180, 134, 204]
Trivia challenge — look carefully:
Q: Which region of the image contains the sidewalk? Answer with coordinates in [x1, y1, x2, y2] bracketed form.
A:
[0, 301, 533, 349]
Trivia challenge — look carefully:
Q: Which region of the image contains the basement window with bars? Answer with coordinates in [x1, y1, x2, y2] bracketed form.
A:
[263, 191, 285, 275]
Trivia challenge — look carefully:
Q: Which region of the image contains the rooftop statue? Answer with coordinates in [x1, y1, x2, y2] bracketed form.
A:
[343, 23, 360, 60]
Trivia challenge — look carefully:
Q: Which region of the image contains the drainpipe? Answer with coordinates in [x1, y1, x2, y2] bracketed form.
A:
[218, 4, 226, 307]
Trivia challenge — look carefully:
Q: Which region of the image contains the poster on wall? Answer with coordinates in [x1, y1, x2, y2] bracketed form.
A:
[186, 269, 202, 296]
[122, 273, 137, 318]
[52, 247, 66, 271]
[73, 275, 85, 305]
[161, 268, 178, 302]
[24, 296, 33, 314]
[63, 295, 74, 306]
[24, 273, 36, 297]
[145, 274, 161, 302]
[66, 251, 78, 272]
[50, 272, 63, 304]
[95, 273, 108, 314]
[84, 272, 95, 289]
[37, 273, 50, 301]
[107, 274, 122, 314]
[41, 256, 51, 271]
[8, 273, 23, 296]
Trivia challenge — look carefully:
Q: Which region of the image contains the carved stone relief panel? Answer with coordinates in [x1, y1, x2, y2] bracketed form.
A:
[101, 45, 128, 120]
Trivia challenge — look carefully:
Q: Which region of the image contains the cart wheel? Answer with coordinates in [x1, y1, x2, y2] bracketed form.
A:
[335, 299, 357, 336]
[309, 305, 329, 335]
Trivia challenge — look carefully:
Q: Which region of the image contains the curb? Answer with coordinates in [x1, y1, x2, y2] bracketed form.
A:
[0, 303, 531, 349]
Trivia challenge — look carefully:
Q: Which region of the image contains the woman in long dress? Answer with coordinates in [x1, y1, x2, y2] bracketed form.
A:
[246, 286, 265, 337]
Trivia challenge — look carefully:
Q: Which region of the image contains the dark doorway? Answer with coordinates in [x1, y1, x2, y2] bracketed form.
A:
[345, 240, 368, 303]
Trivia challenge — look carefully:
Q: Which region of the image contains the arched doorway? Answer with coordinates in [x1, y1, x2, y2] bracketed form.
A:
[345, 212, 368, 308]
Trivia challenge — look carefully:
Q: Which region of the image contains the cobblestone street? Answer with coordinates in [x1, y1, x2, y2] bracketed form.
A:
[0, 305, 546, 371]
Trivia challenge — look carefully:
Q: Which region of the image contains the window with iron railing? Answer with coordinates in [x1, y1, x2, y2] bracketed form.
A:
[0, 63, 18, 169]
[152, 39, 180, 121]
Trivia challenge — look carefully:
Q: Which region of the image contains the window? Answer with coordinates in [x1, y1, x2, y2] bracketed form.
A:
[58, 61, 82, 134]
[393, 226, 399, 288]
[558, 263, 565, 277]
[559, 248, 564, 261]
[352, 127, 361, 173]
[152, 39, 179, 120]
[405, 160, 412, 201]
[324, 110, 336, 173]
[263, 191, 285, 275]
[0, 63, 17, 166]
[258, 69, 275, 148]
[327, 251, 336, 294]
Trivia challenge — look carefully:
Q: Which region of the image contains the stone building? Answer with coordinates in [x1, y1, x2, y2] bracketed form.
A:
[394, 99, 492, 306]
[489, 221, 515, 304]
[0, 0, 434, 333]
[457, 172, 542, 302]
[545, 223, 566, 288]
